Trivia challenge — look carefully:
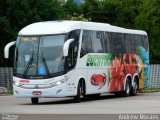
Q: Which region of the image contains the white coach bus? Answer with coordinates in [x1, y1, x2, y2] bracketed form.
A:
[4, 21, 149, 104]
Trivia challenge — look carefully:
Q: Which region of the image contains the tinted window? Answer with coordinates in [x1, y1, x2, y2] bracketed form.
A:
[112, 33, 124, 53]
[104, 32, 112, 53]
[81, 30, 105, 57]
[124, 34, 148, 53]
[81, 31, 148, 55]
[141, 35, 148, 51]
[91, 31, 104, 53]
[134, 34, 143, 50]
[125, 34, 135, 53]
[80, 30, 92, 57]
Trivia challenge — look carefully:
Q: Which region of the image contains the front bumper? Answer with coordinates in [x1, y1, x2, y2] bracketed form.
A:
[13, 83, 68, 98]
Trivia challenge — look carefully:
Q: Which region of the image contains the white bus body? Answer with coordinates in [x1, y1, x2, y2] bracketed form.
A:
[4, 21, 149, 103]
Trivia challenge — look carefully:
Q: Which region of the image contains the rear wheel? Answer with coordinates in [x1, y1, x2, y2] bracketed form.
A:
[123, 79, 131, 97]
[31, 98, 39, 104]
[131, 78, 138, 96]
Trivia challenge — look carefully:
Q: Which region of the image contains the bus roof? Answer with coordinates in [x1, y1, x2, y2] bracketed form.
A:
[19, 20, 147, 36]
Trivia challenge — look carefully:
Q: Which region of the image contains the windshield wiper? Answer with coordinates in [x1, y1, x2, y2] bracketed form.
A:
[42, 52, 50, 76]
[23, 51, 34, 76]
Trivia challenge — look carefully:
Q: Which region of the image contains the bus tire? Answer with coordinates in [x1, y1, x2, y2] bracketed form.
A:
[123, 79, 131, 97]
[73, 82, 81, 103]
[31, 98, 39, 104]
[131, 78, 138, 96]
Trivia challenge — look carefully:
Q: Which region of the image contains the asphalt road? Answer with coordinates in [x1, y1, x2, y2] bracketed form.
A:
[0, 92, 160, 114]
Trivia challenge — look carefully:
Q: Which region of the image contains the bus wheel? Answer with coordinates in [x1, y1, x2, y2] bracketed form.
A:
[123, 79, 131, 97]
[131, 79, 138, 96]
[31, 98, 39, 104]
[73, 82, 82, 103]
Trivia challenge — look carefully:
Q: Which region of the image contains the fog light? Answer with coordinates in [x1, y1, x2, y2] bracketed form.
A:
[15, 82, 20, 86]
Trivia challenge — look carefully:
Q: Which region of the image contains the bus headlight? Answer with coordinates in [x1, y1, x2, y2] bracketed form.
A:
[55, 79, 66, 86]
[51, 77, 68, 87]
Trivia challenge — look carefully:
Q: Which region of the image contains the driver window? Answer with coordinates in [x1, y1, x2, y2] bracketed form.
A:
[67, 30, 80, 69]
[80, 30, 92, 57]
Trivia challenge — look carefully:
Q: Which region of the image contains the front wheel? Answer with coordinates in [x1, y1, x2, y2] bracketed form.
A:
[73, 83, 82, 103]
[31, 98, 39, 104]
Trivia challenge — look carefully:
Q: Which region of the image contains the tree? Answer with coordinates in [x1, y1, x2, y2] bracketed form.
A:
[116, 0, 143, 28]
[82, 0, 101, 22]
[63, 0, 82, 20]
[0, 0, 160, 65]
[135, 0, 160, 63]
[0, 0, 64, 66]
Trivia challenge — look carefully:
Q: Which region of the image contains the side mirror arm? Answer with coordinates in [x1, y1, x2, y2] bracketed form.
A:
[4, 41, 16, 59]
[63, 39, 74, 57]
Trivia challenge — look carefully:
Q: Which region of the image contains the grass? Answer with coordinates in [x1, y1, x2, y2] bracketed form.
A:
[7, 87, 13, 95]
[0, 87, 13, 95]
[141, 87, 160, 93]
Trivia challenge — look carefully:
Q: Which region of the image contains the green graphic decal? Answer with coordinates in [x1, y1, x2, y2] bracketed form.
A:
[86, 54, 112, 67]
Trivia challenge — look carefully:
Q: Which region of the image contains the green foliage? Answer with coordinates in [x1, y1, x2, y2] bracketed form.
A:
[135, 0, 160, 63]
[63, 0, 81, 17]
[0, 0, 160, 65]
[62, 0, 89, 21]
[116, 0, 143, 28]
[82, 0, 117, 22]
[7, 87, 13, 95]
[0, 0, 64, 66]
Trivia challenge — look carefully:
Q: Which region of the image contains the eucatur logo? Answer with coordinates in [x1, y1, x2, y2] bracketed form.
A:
[86, 55, 112, 67]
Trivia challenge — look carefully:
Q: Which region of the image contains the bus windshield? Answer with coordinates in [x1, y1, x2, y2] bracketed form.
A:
[14, 35, 66, 78]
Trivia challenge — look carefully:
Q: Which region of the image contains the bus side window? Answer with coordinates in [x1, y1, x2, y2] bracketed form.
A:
[91, 31, 104, 53]
[134, 34, 143, 50]
[99, 32, 106, 53]
[125, 34, 135, 53]
[80, 30, 92, 57]
[141, 35, 148, 51]
[113, 33, 124, 54]
[108, 32, 115, 53]
[104, 32, 111, 53]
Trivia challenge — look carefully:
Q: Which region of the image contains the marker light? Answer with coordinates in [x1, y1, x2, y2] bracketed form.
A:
[20, 80, 30, 83]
